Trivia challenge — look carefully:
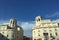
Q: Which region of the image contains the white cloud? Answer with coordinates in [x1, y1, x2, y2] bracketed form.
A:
[20, 21, 35, 30]
[46, 12, 59, 18]
[52, 19, 59, 23]
[0, 20, 9, 25]
[19, 21, 35, 36]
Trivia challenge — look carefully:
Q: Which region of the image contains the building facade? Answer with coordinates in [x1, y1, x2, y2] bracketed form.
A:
[32, 16, 59, 40]
[0, 19, 23, 40]
[23, 36, 32, 40]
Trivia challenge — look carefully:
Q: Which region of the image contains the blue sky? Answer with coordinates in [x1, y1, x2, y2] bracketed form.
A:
[0, 0, 59, 36]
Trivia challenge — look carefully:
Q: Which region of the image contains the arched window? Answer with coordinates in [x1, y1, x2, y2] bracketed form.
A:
[13, 21, 14, 26]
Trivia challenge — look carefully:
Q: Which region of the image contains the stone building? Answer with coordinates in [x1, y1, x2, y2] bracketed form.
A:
[0, 19, 23, 40]
[32, 16, 59, 40]
[23, 36, 32, 40]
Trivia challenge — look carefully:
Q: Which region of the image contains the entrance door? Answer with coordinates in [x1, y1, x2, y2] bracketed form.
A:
[37, 38, 42, 40]
[43, 33, 48, 40]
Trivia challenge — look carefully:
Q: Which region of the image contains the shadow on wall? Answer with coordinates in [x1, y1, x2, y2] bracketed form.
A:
[0, 33, 9, 40]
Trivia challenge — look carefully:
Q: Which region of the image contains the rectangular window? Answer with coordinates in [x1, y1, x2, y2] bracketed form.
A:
[55, 32, 58, 36]
[50, 33, 52, 37]
[43, 33, 48, 40]
[7, 35, 8, 37]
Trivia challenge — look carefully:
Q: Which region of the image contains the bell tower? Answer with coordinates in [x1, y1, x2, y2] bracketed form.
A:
[9, 19, 17, 27]
[35, 16, 42, 26]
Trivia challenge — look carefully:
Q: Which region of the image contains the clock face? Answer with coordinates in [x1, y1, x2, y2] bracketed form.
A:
[17, 27, 20, 31]
[37, 19, 40, 21]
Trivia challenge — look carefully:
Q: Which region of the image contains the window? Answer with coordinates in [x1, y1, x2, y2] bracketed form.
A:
[50, 33, 52, 37]
[37, 19, 40, 22]
[55, 32, 58, 36]
[38, 34, 40, 36]
[49, 30, 52, 31]
[7, 35, 8, 37]
[43, 33, 48, 36]
[38, 19, 40, 21]
[38, 30, 40, 32]
[34, 31, 35, 33]
[11, 21, 12, 24]
[58, 23, 59, 27]
[13, 21, 14, 26]
[43, 33, 48, 40]
[55, 29, 57, 31]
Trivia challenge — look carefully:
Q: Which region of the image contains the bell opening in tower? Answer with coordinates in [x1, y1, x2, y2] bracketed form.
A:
[10, 19, 17, 27]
